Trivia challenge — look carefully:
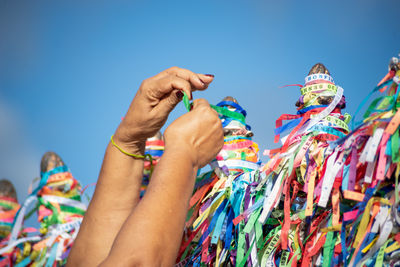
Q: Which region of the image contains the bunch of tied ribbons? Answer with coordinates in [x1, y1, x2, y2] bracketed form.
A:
[176, 63, 354, 266]
[177, 97, 262, 266]
[141, 135, 165, 198]
[323, 61, 400, 266]
[248, 65, 352, 267]
[0, 165, 86, 266]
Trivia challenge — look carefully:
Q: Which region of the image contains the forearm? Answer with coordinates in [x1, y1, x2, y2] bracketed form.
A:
[67, 67, 216, 266]
[68, 140, 146, 266]
[100, 147, 198, 267]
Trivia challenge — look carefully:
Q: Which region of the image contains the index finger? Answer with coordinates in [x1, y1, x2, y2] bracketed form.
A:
[163, 67, 214, 92]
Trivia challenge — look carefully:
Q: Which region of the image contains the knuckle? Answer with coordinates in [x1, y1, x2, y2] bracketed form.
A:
[167, 66, 180, 73]
[195, 100, 209, 110]
[211, 113, 220, 122]
[140, 78, 151, 89]
[181, 80, 191, 90]
[189, 71, 198, 79]
[198, 106, 210, 115]
[199, 98, 209, 104]
[198, 102, 208, 109]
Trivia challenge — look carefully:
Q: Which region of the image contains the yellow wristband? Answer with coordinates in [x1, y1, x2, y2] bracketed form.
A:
[110, 135, 153, 163]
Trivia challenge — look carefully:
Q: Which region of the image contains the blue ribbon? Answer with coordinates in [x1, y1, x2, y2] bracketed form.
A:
[145, 150, 164, 157]
[297, 105, 328, 114]
[216, 101, 247, 117]
[351, 79, 394, 129]
[274, 118, 303, 136]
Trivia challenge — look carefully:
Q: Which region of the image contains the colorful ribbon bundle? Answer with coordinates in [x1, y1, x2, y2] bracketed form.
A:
[325, 66, 400, 266]
[0, 197, 20, 242]
[0, 165, 86, 266]
[177, 61, 400, 266]
[177, 64, 353, 266]
[141, 136, 165, 197]
[176, 97, 261, 266]
[248, 68, 352, 266]
[230, 69, 352, 266]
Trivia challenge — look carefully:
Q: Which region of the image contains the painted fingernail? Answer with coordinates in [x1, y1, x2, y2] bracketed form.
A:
[204, 74, 215, 77]
[198, 78, 205, 85]
[198, 77, 205, 85]
[176, 90, 183, 100]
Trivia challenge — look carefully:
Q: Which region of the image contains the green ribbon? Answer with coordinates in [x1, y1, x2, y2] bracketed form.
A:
[211, 105, 247, 125]
[280, 249, 290, 266]
[260, 230, 281, 266]
[374, 239, 391, 267]
[322, 218, 336, 267]
[0, 202, 17, 210]
[182, 92, 246, 125]
[182, 91, 191, 111]
[59, 205, 86, 216]
[237, 227, 246, 265]
[238, 237, 256, 267]
[287, 248, 301, 266]
[300, 83, 337, 95]
[38, 197, 61, 227]
[352, 79, 394, 128]
[363, 96, 392, 118]
[392, 129, 399, 163]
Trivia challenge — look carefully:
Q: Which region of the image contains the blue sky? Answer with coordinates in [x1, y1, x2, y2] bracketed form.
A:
[1, 0, 399, 202]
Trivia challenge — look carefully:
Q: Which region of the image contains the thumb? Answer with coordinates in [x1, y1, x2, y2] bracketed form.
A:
[192, 98, 210, 110]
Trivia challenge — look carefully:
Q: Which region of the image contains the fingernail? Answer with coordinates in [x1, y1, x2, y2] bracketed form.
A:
[204, 74, 214, 78]
[176, 90, 183, 100]
[198, 78, 205, 85]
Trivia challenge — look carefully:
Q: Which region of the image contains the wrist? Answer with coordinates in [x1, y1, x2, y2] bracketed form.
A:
[164, 141, 199, 169]
[112, 130, 146, 156]
[162, 147, 199, 183]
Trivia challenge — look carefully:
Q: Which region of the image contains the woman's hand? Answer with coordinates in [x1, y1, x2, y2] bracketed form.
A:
[114, 67, 214, 154]
[164, 99, 224, 168]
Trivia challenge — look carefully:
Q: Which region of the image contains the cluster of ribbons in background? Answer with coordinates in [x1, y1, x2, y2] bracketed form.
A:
[177, 99, 262, 266]
[0, 166, 86, 266]
[1, 58, 400, 266]
[141, 137, 165, 198]
[0, 137, 164, 266]
[177, 61, 400, 266]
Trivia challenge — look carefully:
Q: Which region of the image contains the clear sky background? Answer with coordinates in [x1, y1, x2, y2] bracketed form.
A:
[1, 0, 399, 203]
